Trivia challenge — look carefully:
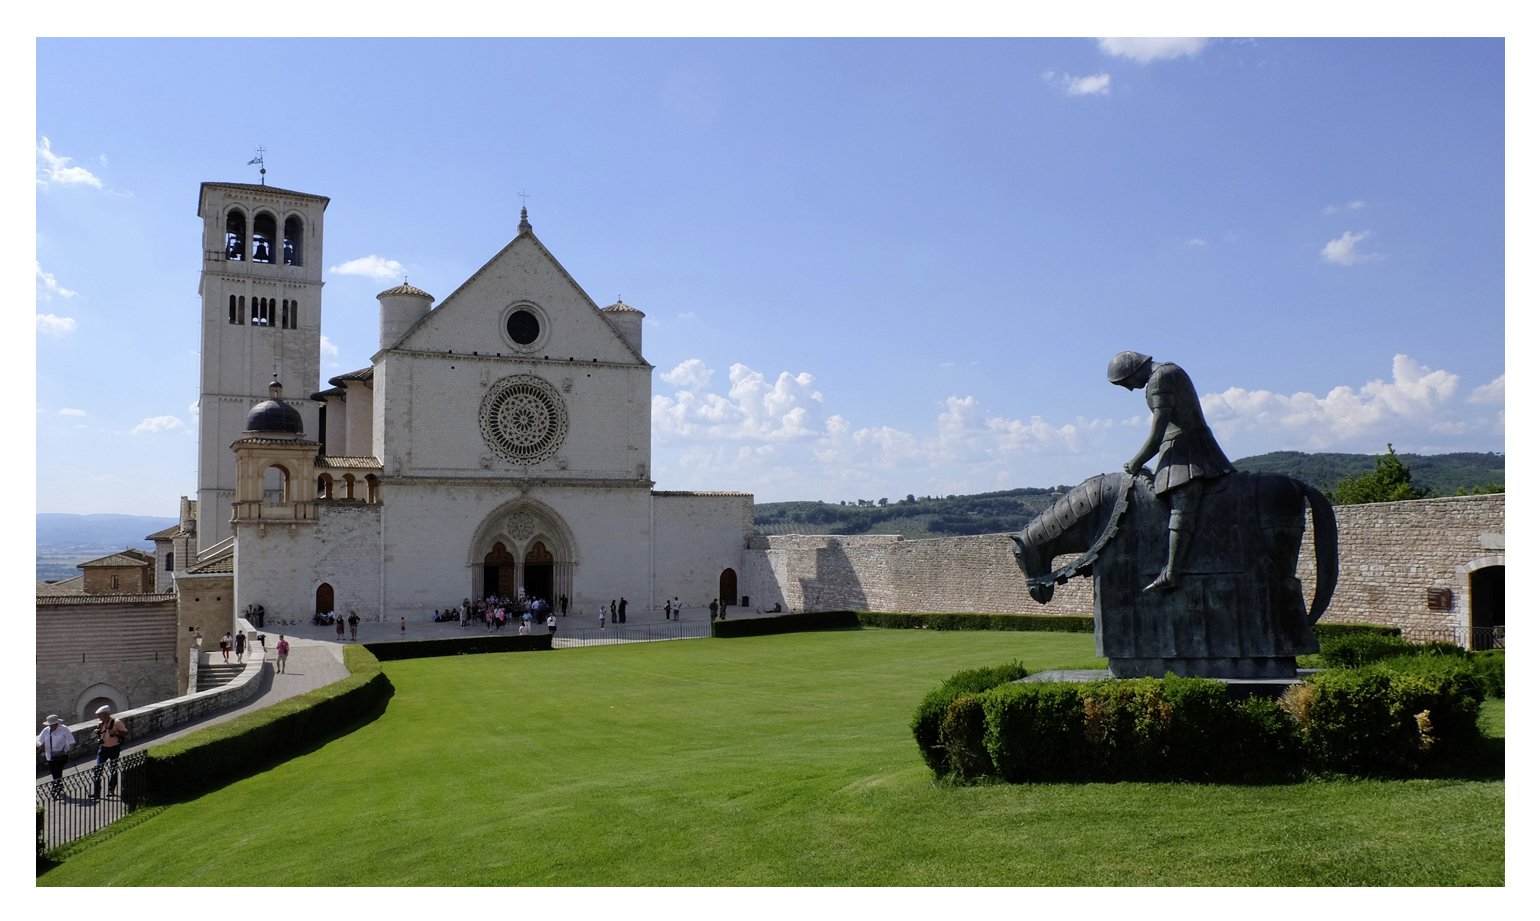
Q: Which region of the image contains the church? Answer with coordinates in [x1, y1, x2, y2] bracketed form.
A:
[180, 180, 753, 622]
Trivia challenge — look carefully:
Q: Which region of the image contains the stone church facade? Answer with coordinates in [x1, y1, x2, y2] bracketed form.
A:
[193, 182, 751, 621]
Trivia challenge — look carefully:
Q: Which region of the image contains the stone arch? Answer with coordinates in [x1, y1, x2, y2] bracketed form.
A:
[1456, 554, 1505, 649]
[75, 682, 129, 722]
[468, 498, 579, 602]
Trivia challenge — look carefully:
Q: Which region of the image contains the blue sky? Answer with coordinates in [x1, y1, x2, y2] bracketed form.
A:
[35, 38, 1505, 516]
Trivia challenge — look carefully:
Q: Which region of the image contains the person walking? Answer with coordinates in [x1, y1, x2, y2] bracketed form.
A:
[234, 631, 247, 663]
[37, 715, 76, 797]
[674, 597, 682, 621]
[90, 705, 128, 799]
[709, 598, 719, 621]
[546, 612, 557, 634]
[560, 594, 568, 617]
[276, 635, 290, 673]
[336, 613, 347, 641]
[219, 632, 232, 662]
[599, 607, 606, 629]
[618, 597, 628, 624]
[664, 598, 672, 621]
[400, 616, 407, 635]
[348, 611, 360, 641]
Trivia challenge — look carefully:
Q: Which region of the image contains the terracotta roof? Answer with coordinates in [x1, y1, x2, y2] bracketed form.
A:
[198, 182, 330, 216]
[79, 550, 155, 569]
[185, 552, 234, 574]
[37, 591, 175, 605]
[329, 366, 374, 387]
[602, 300, 644, 315]
[317, 456, 383, 469]
[311, 386, 345, 400]
[37, 576, 85, 596]
[231, 435, 320, 447]
[145, 524, 183, 541]
[377, 283, 434, 300]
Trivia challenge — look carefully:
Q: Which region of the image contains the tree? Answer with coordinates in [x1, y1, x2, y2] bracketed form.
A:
[1326, 444, 1431, 505]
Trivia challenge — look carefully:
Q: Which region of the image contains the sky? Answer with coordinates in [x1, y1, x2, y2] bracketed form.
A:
[33, 37, 1506, 516]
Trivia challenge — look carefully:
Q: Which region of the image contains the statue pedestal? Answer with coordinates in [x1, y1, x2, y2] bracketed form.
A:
[1020, 668, 1321, 699]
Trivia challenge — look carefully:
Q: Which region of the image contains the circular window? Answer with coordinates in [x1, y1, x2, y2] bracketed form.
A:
[506, 309, 540, 345]
[479, 375, 568, 465]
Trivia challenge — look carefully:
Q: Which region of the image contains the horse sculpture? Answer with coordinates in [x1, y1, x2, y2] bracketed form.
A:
[1011, 468, 1338, 679]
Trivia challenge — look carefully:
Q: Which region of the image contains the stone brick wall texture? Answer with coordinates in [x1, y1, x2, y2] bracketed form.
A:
[36, 595, 179, 728]
[744, 494, 1503, 632]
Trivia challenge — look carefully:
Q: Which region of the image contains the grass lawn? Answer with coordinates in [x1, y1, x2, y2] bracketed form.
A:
[40, 629, 1504, 886]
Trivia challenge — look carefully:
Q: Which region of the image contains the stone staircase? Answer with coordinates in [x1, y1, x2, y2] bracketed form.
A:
[196, 661, 247, 692]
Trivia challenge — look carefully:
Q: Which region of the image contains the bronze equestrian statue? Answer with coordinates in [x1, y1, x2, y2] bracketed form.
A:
[1011, 353, 1338, 679]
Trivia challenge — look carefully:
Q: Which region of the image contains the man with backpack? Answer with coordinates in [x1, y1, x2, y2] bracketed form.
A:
[91, 705, 128, 799]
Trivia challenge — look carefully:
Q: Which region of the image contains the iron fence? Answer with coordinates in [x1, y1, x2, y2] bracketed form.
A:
[552, 620, 710, 648]
[36, 750, 148, 851]
[1403, 624, 1505, 650]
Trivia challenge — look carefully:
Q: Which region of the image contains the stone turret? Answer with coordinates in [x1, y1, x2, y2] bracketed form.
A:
[601, 299, 644, 356]
[378, 282, 434, 351]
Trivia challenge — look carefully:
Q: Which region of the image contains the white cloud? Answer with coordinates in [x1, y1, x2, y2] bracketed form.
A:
[36, 136, 103, 188]
[1065, 73, 1111, 96]
[37, 313, 78, 336]
[329, 255, 404, 282]
[91, 474, 125, 485]
[1323, 200, 1366, 215]
[1097, 38, 1209, 63]
[1201, 355, 1463, 449]
[1321, 230, 1381, 266]
[130, 415, 189, 435]
[660, 358, 713, 391]
[677, 311, 699, 320]
[653, 362, 823, 442]
[58, 408, 85, 417]
[36, 263, 78, 299]
[1185, 238, 1208, 247]
[320, 334, 339, 358]
[188, 400, 200, 419]
[1468, 374, 1504, 404]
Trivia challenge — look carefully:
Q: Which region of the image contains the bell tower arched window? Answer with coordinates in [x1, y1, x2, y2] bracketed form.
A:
[283, 216, 304, 266]
[252, 212, 277, 264]
[224, 210, 247, 260]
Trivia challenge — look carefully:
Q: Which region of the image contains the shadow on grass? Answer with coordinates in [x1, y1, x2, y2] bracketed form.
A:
[38, 683, 395, 876]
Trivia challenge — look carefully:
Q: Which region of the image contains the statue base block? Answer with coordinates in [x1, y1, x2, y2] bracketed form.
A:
[1022, 666, 1319, 699]
[1109, 656, 1298, 680]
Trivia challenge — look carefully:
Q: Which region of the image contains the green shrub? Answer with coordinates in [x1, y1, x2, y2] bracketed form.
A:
[1319, 632, 1415, 668]
[1375, 653, 1486, 703]
[981, 682, 1090, 783]
[911, 661, 1029, 777]
[1300, 665, 1480, 775]
[712, 610, 860, 638]
[859, 611, 1094, 632]
[941, 695, 991, 779]
[145, 645, 392, 801]
[1228, 695, 1306, 782]
[1312, 623, 1402, 641]
[1469, 650, 1505, 698]
[365, 633, 551, 661]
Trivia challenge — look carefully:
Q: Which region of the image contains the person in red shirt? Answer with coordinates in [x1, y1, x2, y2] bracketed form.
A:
[276, 635, 290, 674]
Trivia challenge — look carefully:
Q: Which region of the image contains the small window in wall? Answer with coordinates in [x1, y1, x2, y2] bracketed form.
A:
[238, 296, 246, 324]
[365, 474, 380, 503]
[281, 299, 289, 329]
[229, 294, 239, 324]
[251, 297, 271, 327]
[252, 212, 277, 263]
[283, 216, 304, 266]
[110, 574, 120, 590]
[225, 210, 246, 260]
[289, 298, 299, 328]
[165, 552, 174, 572]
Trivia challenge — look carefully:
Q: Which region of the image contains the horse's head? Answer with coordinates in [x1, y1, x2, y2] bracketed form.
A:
[1010, 533, 1056, 605]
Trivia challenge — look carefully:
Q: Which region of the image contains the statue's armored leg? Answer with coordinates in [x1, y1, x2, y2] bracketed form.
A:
[1146, 482, 1202, 591]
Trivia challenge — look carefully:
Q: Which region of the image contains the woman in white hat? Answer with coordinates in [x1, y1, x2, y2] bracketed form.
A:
[37, 715, 75, 796]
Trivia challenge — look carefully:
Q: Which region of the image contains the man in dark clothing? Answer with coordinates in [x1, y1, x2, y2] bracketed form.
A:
[618, 597, 627, 624]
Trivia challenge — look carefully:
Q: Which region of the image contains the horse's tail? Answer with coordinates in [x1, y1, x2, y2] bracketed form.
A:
[1301, 482, 1338, 624]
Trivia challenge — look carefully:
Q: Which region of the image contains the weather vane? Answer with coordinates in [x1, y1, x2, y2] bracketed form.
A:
[247, 146, 267, 185]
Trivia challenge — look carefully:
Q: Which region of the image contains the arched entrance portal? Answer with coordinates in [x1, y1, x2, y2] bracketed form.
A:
[469, 501, 579, 605]
[1470, 565, 1504, 650]
[525, 542, 555, 605]
[719, 568, 738, 608]
[484, 542, 517, 598]
[316, 582, 334, 615]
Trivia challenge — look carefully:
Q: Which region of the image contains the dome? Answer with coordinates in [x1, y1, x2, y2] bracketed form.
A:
[376, 283, 434, 300]
[244, 399, 304, 435]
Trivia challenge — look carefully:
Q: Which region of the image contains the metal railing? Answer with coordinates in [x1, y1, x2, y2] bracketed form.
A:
[1404, 624, 1505, 650]
[552, 621, 711, 648]
[36, 750, 148, 851]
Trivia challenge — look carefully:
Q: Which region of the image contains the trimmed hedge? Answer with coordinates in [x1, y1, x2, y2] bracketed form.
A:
[711, 610, 860, 638]
[365, 632, 552, 661]
[917, 661, 1484, 783]
[911, 661, 1030, 776]
[1470, 650, 1505, 698]
[1312, 622, 1402, 640]
[144, 644, 392, 801]
[859, 611, 1095, 632]
[1318, 632, 1417, 668]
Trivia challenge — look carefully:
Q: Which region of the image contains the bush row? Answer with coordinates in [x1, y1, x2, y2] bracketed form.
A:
[711, 610, 860, 638]
[916, 662, 1487, 782]
[364, 632, 552, 661]
[1311, 622, 1402, 640]
[1316, 632, 1504, 698]
[859, 611, 1095, 632]
[144, 644, 392, 801]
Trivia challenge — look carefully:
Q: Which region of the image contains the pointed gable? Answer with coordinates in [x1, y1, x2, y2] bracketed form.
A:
[392, 230, 647, 365]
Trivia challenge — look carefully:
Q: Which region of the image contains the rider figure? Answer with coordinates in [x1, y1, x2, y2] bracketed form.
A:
[1108, 351, 1235, 591]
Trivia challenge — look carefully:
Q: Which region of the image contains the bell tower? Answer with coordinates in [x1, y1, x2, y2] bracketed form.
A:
[195, 181, 330, 549]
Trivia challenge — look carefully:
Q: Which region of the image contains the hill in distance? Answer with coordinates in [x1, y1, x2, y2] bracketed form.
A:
[754, 450, 1504, 538]
[36, 513, 179, 582]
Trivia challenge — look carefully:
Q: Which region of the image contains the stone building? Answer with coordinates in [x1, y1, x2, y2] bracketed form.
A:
[182, 182, 751, 623]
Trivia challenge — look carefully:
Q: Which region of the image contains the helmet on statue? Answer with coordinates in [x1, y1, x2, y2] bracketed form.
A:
[1107, 351, 1153, 385]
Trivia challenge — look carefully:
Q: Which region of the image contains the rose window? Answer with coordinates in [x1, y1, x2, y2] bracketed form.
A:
[479, 375, 568, 465]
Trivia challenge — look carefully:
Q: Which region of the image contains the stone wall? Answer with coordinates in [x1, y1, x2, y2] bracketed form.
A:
[175, 572, 236, 695]
[36, 594, 179, 728]
[744, 494, 1504, 633]
[652, 492, 754, 608]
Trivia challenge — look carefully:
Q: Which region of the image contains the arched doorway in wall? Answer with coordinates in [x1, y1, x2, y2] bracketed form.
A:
[1470, 565, 1505, 650]
[524, 542, 555, 605]
[484, 542, 517, 598]
[316, 582, 335, 615]
[719, 568, 738, 608]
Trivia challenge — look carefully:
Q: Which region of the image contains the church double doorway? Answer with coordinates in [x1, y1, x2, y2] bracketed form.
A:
[472, 503, 576, 607]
